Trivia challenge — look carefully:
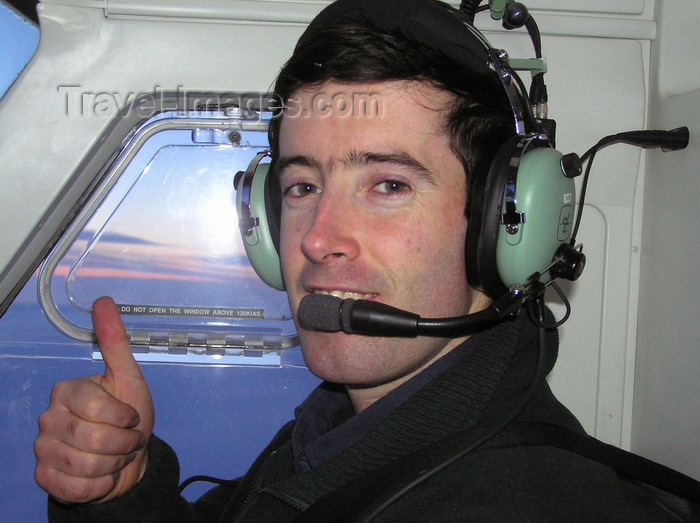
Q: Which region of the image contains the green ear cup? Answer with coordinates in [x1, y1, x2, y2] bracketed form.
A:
[237, 144, 574, 295]
[496, 147, 575, 287]
[236, 159, 285, 291]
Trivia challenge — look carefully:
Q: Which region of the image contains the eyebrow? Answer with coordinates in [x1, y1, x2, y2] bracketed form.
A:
[342, 150, 436, 184]
[275, 155, 321, 177]
[276, 150, 437, 185]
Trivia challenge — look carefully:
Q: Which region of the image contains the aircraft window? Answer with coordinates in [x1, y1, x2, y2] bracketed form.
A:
[38, 110, 297, 365]
[0, 2, 39, 99]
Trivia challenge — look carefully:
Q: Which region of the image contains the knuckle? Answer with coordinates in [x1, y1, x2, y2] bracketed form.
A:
[66, 418, 77, 437]
[37, 410, 53, 433]
[78, 452, 103, 477]
[83, 394, 106, 421]
[68, 479, 99, 504]
[33, 434, 48, 459]
[34, 464, 50, 490]
[63, 453, 73, 472]
[34, 468, 92, 504]
[119, 452, 137, 470]
[50, 379, 77, 403]
[130, 431, 145, 452]
[68, 378, 87, 397]
[84, 427, 108, 453]
[48, 382, 63, 403]
[33, 433, 60, 465]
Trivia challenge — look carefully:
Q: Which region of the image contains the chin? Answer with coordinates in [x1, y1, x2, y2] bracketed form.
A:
[298, 329, 430, 388]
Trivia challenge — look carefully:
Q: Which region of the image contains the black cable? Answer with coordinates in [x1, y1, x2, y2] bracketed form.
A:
[581, 135, 618, 164]
[579, 129, 685, 165]
[572, 130, 653, 245]
[358, 295, 551, 522]
[460, 2, 546, 134]
[177, 475, 237, 495]
[569, 145, 597, 245]
[527, 282, 571, 328]
[510, 65, 540, 131]
[459, 0, 484, 23]
[523, 13, 547, 110]
[573, 127, 690, 244]
[474, 2, 541, 60]
[525, 16, 542, 58]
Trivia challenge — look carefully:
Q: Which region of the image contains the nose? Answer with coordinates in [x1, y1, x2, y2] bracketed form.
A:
[301, 192, 360, 264]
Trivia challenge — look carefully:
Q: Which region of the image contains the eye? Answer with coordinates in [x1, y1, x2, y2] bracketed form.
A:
[284, 182, 321, 198]
[373, 180, 410, 195]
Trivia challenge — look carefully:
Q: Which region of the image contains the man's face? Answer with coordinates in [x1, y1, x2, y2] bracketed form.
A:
[278, 81, 488, 406]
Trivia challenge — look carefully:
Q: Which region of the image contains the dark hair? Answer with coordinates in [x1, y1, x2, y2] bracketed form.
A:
[267, 23, 515, 209]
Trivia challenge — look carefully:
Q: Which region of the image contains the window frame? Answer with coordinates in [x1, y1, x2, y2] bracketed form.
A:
[32, 92, 298, 365]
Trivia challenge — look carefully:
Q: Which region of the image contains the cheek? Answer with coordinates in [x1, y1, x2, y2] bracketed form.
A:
[410, 205, 469, 290]
[385, 209, 467, 286]
[413, 200, 467, 257]
[279, 213, 304, 279]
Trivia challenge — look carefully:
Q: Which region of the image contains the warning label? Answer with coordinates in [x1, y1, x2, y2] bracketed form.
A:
[117, 304, 264, 319]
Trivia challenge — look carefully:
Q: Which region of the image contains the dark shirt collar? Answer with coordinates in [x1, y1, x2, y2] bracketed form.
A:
[292, 332, 485, 473]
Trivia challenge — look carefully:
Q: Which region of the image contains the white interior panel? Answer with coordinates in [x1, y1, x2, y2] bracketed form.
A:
[0, 3, 307, 309]
[547, 205, 605, 434]
[634, 0, 700, 481]
[5, 1, 699, 480]
[486, 31, 648, 446]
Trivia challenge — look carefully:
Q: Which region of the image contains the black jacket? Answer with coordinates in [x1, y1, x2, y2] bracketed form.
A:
[49, 314, 685, 521]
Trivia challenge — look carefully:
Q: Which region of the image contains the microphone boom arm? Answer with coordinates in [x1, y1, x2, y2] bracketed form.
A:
[342, 288, 527, 338]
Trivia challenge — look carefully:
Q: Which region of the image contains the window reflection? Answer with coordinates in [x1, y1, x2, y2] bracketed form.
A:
[38, 112, 297, 363]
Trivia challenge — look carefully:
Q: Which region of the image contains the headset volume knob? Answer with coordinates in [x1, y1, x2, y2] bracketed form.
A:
[560, 153, 582, 178]
[550, 244, 586, 282]
[503, 2, 529, 30]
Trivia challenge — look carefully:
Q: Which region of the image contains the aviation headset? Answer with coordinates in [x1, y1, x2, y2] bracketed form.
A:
[235, 0, 584, 299]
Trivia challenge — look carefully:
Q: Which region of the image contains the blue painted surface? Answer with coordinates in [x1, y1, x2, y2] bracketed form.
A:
[0, 6, 323, 521]
[0, 277, 320, 521]
[0, 353, 320, 521]
[0, 1, 39, 99]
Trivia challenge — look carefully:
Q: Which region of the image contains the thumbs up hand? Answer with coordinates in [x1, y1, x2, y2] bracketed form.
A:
[34, 297, 155, 504]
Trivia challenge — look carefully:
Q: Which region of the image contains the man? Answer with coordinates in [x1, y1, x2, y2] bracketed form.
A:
[34, 0, 687, 520]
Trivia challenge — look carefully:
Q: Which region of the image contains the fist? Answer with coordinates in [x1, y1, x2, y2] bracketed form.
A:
[34, 297, 155, 504]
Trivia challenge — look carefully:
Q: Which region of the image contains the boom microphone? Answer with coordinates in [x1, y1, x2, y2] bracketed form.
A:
[298, 292, 525, 338]
[580, 126, 689, 162]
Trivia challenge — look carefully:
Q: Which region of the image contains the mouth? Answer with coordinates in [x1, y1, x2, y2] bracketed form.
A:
[312, 289, 377, 301]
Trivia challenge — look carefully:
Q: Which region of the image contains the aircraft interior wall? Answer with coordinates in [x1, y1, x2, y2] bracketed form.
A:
[0, 1, 696, 521]
[633, 0, 700, 483]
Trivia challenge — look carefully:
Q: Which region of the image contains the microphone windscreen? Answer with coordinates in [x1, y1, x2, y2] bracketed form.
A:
[298, 294, 343, 331]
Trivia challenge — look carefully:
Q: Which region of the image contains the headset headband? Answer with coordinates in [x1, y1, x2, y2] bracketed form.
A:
[300, 0, 491, 75]
[236, 0, 581, 298]
[297, 0, 533, 135]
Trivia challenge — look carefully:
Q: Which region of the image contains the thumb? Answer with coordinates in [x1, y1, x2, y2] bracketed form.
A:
[91, 296, 147, 395]
[90, 296, 154, 500]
